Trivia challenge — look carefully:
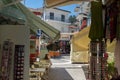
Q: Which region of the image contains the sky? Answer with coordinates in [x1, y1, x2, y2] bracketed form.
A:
[21, 0, 77, 15]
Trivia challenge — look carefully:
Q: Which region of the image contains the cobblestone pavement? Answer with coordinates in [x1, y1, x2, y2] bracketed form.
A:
[48, 54, 88, 80]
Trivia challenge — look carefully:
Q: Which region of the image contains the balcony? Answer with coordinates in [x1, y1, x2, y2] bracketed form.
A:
[45, 16, 69, 23]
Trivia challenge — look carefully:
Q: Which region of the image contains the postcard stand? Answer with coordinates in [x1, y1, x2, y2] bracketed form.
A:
[14, 45, 25, 80]
[0, 40, 13, 80]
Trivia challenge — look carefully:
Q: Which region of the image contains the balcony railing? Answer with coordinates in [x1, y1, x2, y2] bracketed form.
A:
[45, 16, 69, 23]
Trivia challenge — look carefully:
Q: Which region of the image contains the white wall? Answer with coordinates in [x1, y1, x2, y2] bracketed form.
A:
[46, 20, 70, 33]
[0, 25, 30, 80]
[44, 8, 70, 22]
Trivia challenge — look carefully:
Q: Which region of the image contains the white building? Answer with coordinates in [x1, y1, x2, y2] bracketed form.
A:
[75, 2, 91, 30]
[41, 8, 71, 33]
[43, 8, 70, 22]
[30, 7, 72, 40]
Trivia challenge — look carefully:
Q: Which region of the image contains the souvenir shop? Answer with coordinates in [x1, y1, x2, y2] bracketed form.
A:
[0, 17, 30, 80]
[59, 40, 70, 54]
[104, 0, 120, 76]
[88, 0, 120, 79]
[0, 1, 60, 80]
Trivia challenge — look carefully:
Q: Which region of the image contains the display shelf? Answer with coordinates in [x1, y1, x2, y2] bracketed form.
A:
[14, 45, 25, 80]
[0, 40, 13, 80]
[89, 41, 108, 80]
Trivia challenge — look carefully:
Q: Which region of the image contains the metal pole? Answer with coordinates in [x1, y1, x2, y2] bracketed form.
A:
[24, 0, 25, 5]
[39, 35, 41, 54]
[38, 29, 41, 54]
[43, 0, 46, 21]
[97, 43, 99, 64]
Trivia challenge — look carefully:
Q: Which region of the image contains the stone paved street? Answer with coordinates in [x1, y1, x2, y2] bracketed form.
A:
[48, 54, 88, 80]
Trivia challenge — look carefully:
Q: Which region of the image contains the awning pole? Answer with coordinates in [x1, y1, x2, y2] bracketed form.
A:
[39, 36, 41, 54]
[43, 0, 46, 21]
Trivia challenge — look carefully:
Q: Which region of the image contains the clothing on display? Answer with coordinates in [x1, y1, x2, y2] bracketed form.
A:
[89, 41, 107, 80]
[90, 56, 108, 80]
[114, 39, 120, 75]
[104, 0, 118, 42]
[89, 1, 104, 40]
[116, 1, 120, 39]
[0, 40, 13, 80]
[90, 41, 106, 56]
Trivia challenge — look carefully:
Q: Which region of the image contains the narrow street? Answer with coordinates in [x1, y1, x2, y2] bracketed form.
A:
[48, 54, 88, 80]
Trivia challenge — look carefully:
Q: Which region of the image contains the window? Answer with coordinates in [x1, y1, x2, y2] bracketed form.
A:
[50, 12, 54, 20]
[61, 15, 65, 22]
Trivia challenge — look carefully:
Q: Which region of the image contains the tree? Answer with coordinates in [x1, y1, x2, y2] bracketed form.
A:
[68, 15, 77, 24]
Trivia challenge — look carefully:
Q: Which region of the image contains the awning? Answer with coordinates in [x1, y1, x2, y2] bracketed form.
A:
[0, 0, 21, 8]
[16, 3, 60, 41]
[45, 0, 89, 8]
[72, 27, 90, 51]
[0, 1, 60, 41]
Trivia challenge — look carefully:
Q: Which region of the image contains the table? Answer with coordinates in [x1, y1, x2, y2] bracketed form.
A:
[30, 60, 51, 80]
[34, 60, 51, 68]
[49, 51, 60, 57]
[30, 68, 46, 80]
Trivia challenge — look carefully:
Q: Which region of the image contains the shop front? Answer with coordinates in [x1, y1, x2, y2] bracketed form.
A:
[0, 25, 30, 80]
[45, 0, 120, 79]
[59, 33, 71, 54]
[0, 0, 60, 80]
[88, 0, 120, 79]
[104, 0, 120, 78]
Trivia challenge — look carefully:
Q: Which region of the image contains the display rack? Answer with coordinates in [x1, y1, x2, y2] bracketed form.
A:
[89, 41, 107, 80]
[0, 40, 13, 80]
[14, 45, 25, 80]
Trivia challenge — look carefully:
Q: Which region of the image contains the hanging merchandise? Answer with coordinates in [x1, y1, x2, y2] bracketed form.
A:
[89, 1, 104, 41]
[104, 7, 110, 40]
[90, 56, 102, 80]
[114, 39, 120, 75]
[0, 40, 14, 80]
[116, 1, 120, 39]
[89, 41, 107, 80]
[14, 45, 25, 80]
[105, 0, 119, 42]
[90, 41, 106, 56]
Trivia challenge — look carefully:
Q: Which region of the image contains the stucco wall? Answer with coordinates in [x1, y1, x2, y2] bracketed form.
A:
[44, 8, 70, 22]
[46, 20, 70, 33]
[0, 25, 30, 80]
